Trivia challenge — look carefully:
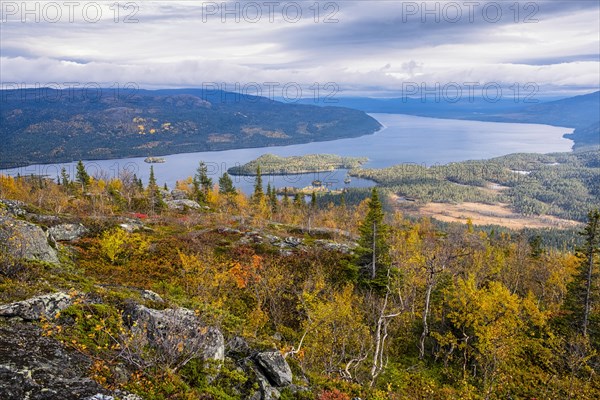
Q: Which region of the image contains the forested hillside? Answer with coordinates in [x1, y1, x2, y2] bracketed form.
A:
[350, 150, 600, 222]
[1, 165, 599, 399]
[0, 88, 381, 169]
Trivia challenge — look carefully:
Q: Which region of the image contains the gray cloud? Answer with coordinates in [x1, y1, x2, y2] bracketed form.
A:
[0, 0, 598, 97]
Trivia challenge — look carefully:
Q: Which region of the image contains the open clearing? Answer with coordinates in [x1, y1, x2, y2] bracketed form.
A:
[390, 195, 582, 229]
[418, 202, 581, 229]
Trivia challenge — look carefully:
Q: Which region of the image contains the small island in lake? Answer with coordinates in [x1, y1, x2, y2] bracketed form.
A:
[227, 153, 368, 175]
[144, 157, 166, 163]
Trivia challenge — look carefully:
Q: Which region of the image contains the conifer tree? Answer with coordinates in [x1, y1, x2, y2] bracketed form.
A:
[293, 192, 304, 208]
[218, 172, 236, 195]
[356, 188, 390, 287]
[194, 161, 212, 203]
[282, 187, 290, 207]
[253, 165, 264, 203]
[147, 166, 164, 212]
[75, 160, 90, 190]
[560, 209, 600, 343]
[268, 184, 278, 213]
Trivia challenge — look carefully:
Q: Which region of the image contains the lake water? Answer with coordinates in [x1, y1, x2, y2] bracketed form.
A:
[0, 114, 574, 194]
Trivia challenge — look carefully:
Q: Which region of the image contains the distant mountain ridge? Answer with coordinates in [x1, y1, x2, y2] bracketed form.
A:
[0, 88, 382, 169]
[301, 91, 600, 149]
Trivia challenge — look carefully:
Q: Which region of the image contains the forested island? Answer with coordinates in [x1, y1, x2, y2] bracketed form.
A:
[227, 153, 368, 175]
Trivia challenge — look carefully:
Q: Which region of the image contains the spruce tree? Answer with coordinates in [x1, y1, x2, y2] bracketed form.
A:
[268, 184, 278, 212]
[218, 172, 236, 195]
[356, 188, 390, 288]
[253, 165, 264, 202]
[60, 167, 70, 187]
[282, 187, 290, 207]
[560, 209, 600, 342]
[293, 193, 304, 208]
[194, 161, 212, 203]
[147, 166, 164, 212]
[75, 160, 90, 190]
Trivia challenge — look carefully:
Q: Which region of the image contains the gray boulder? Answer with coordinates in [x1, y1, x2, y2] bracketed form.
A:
[0, 292, 72, 321]
[124, 305, 224, 362]
[165, 199, 201, 211]
[86, 392, 143, 400]
[0, 216, 59, 263]
[170, 189, 189, 200]
[254, 351, 293, 387]
[48, 223, 88, 241]
[140, 289, 164, 304]
[118, 218, 147, 233]
[283, 237, 303, 247]
[0, 321, 111, 399]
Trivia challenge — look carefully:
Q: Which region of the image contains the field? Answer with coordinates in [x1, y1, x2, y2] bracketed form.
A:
[414, 201, 582, 229]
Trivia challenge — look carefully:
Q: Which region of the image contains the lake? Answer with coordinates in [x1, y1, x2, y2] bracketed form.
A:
[0, 114, 574, 194]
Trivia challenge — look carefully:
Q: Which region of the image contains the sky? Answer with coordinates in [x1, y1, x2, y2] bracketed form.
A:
[0, 0, 599, 99]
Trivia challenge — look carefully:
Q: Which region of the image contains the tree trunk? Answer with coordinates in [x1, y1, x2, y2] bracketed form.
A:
[419, 276, 433, 359]
[371, 222, 377, 279]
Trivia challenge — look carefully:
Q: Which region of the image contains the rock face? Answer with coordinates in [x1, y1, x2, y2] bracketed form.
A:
[254, 351, 293, 387]
[0, 216, 59, 263]
[170, 189, 189, 200]
[0, 292, 72, 321]
[124, 305, 225, 362]
[165, 199, 202, 211]
[48, 223, 88, 241]
[0, 321, 111, 400]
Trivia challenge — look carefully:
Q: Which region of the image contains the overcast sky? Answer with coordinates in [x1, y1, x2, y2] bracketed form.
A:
[1, 0, 598, 98]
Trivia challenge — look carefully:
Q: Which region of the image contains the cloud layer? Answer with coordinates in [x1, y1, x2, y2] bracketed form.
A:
[1, 0, 598, 97]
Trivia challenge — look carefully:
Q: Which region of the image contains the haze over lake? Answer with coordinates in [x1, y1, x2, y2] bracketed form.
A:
[1, 114, 574, 194]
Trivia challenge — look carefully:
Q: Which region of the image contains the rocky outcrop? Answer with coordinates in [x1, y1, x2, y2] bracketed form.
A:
[165, 199, 202, 211]
[254, 351, 293, 387]
[124, 304, 225, 362]
[0, 215, 59, 263]
[0, 199, 27, 217]
[218, 226, 357, 256]
[49, 223, 88, 241]
[0, 292, 72, 321]
[118, 218, 147, 232]
[86, 392, 143, 400]
[170, 189, 189, 200]
[140, 289, 164, 304]
[0, 321, 112, 400]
